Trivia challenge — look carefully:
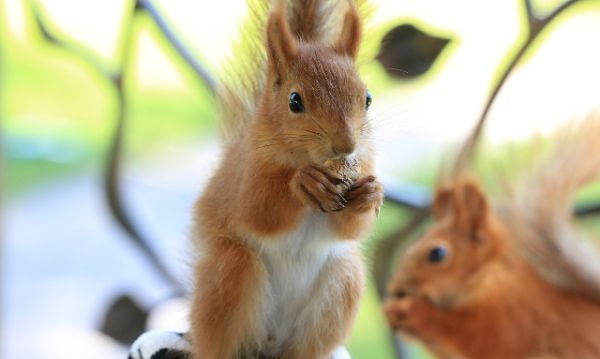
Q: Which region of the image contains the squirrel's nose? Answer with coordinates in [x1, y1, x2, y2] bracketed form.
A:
[331, 138, 355, 157]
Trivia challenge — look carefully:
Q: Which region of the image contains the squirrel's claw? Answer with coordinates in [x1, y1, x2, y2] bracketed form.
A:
[294, 166, 349, 213]
[344, 176, 383, 213]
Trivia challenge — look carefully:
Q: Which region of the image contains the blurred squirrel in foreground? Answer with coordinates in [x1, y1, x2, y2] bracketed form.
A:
[189, 0, 382, 358]
[384, 117, 600, 359]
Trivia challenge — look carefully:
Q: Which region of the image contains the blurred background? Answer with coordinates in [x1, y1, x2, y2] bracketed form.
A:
[2, 0, 600, 358]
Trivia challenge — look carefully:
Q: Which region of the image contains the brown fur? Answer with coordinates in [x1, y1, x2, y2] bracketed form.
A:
[190, 1, 381, 358]
[384, 118, 600, 359]
[190, 237, 265, 358]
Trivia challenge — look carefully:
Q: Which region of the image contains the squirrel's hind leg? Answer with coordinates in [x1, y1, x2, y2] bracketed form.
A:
[189, 236, 265, 359]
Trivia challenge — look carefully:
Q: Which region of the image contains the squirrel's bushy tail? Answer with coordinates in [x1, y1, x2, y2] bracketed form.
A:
[216, 0, 371, 143]
[509, 113, 600, 300]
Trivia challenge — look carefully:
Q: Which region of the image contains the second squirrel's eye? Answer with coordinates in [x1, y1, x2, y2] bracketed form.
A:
[428, 246, 447, 264]
[289, 92, 304, 113]
[365, 91, 372, 110]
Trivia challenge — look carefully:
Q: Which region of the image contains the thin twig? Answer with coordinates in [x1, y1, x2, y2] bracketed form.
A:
[575, 203, 600, 217]
[452, 0, 582, 177]
[30, 3, 115, 79]
[137, 0, 217, 93]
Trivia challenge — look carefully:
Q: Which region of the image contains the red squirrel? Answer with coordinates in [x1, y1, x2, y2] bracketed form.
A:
[384, 117, 600, 359]
[190, 1, 382, 358]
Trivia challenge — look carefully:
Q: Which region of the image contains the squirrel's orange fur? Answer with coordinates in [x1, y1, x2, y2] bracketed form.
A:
[384, 117, 600, 359]
[190, 1, 382, 358]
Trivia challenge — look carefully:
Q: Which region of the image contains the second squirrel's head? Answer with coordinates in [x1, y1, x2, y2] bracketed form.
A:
[258, 3, 371, 165]
[386, 178, 507, 312]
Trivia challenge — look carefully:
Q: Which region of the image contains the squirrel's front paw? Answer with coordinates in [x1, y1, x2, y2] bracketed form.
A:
[384, 296, 434, 336]
[383, 297, 419, 333]
[292, 166, 350, 212]
[344, 176, 383, 214]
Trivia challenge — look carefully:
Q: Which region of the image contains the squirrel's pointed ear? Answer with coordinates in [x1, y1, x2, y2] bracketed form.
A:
[455, 179, 490, 235]
[432, 185, 455, 220]
[266, 7, 298, 76]
[335, 5, 362, 59]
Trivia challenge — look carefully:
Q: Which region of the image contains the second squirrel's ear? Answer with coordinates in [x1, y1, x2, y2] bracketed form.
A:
[454, 179, 490, 236]
[432, 185, 455, 220]
[434, 179, 490, 236]
[266, 6, 299, 78]
[335, 4, 362, 60]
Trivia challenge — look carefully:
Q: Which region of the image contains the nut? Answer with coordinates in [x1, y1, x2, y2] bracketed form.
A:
[323, 157, 360, 184]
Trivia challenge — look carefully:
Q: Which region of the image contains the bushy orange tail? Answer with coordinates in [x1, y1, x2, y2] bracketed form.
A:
[509, 113, 600, 300]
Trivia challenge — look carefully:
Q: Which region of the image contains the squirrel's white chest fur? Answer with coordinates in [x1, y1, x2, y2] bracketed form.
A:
[250, 210, 355, 354]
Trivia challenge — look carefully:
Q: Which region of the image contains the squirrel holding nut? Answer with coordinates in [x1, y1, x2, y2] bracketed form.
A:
[188, 0, 382, 358]
[384, 117, 600, 359]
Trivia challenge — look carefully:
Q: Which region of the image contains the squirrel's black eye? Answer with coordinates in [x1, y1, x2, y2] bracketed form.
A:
[428, 246, 447, 263]
[289, 92, 304, 113]
[365, 91, 372, 110]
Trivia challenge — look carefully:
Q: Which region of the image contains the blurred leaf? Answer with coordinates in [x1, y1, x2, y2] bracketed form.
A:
[100, 294, 148, 345]
[376, 24, 450, 79]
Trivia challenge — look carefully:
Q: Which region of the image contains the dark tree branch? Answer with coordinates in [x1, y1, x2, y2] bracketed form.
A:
[452, 0, 582, 177]
[575, 203, 600, 217]
[373, 208, 430, 298]
[30, 2, 115, 80]
[104, 4, 186, 297]
[384, 184, 430, 210]
[30, 0, 185, 296]
[372, 208, 430, 359]
[137, 0, 217, 93]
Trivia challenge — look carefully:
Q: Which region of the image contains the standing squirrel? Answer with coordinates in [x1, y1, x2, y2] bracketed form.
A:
[384, 117, 600, 359]
[190, 1, 382, 358]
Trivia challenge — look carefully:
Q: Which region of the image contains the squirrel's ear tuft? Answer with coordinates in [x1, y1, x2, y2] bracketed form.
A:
[335, 4, 362, 60]
[266, 6, 299, 75]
